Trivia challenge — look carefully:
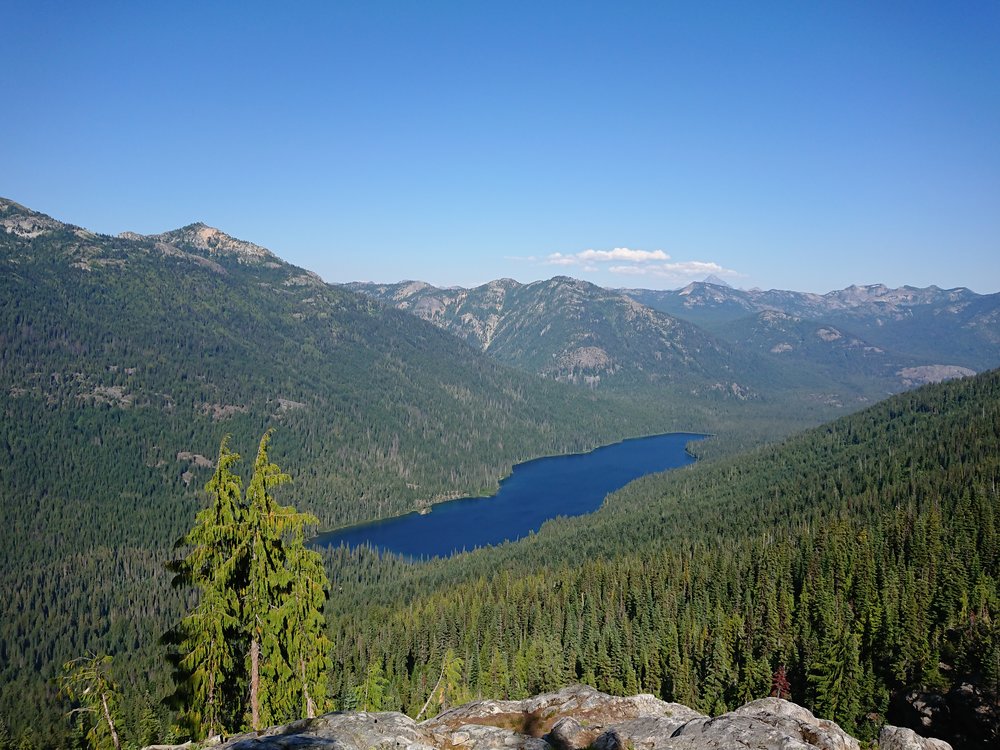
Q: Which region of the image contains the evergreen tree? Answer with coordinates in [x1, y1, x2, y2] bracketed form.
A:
[0, 718, 12, 750]
[354, 661, 388, 712]
[417, 649, 465, 719]
[808, 625, 861, 731]
[240, 430, 305, 729]
[168, 437, 244, 738]
[136, 698, 162, 748]
[283, 527, 334, 718]
[486, 646, 510, 699]
[57, 654, 123, 750]
[167, 432, 332, 735]
[175, 582, 239, 737]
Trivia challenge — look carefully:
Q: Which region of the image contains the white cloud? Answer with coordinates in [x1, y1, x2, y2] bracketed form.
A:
[544, 247, 668, 266]
[544, 252, 579, 266]
[578, 247, 669, 262]
[534, 246, 740, 284]
[609, 260, 739, 281]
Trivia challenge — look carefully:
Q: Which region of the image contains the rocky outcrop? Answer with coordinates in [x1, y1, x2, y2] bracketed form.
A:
[879, 725, 952, 750]
[896, 365, 976, 387]
[202, 685, 929, 750]
[146, 223, 276, 264]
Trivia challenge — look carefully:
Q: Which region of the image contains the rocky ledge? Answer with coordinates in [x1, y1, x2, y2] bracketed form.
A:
[191, 685, 950, 750]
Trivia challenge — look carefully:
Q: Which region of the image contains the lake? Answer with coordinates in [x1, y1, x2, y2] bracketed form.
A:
[311, 432, 707, 558]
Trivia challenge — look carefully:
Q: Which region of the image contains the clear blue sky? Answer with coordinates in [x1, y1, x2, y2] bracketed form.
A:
[2, 1, 998, 293]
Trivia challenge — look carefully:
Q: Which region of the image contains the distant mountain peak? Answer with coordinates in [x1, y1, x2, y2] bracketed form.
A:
[125, 223, 277, 264]
[1, 197, 71, 239]
[487, 277, 521, 289]
[0, 197, 36, 215]
[549, 274, 586, 286]
[703, 274, 732, 288]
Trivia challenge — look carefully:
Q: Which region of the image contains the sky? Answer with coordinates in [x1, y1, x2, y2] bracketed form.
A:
[2, 1, 999, 293]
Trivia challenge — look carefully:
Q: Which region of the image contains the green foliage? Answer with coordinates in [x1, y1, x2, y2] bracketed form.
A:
[136, 696, 162, 748]
[809, 625, 862, 734]
[3, 199, 999, 743]
[168, 437, 244, 737]
[283, 527, 334, 718]
[353, 660, 388, 712]
[1, 202, 729, 742]
[0, 718, 12, 750]
[167, 433, 331, 737]
[417, 648, 466, 719]
[324, 371, 1000, 735]
[57, 654, 123, 750]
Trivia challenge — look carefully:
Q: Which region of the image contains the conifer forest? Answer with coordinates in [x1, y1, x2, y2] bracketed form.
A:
[0, 199, 998, 749]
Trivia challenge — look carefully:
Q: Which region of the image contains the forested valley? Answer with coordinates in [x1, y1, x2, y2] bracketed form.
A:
[1, 199, 998, 748]
[0, 198, 859, 747]
[11, 367, 994, 747]
[324, 370, 1000, 742]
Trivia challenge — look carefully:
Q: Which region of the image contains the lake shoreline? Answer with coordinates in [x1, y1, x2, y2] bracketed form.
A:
[314, 430, 711, 536]
[311, 431, 709, 558]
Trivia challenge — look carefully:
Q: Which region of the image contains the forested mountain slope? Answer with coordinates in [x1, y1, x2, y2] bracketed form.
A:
[713, 310, 949, 393]
[0, 198, 687, 743]
[3, 196, 993, 746]
[325, 369, 999, 745]
[346, 276, 775, 393]
[1, 197, 676, 531]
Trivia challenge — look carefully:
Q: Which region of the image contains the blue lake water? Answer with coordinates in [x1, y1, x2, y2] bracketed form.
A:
[311, 432, 707, 559]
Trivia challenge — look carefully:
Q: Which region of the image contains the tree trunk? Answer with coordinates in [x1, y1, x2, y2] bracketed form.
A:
[208, 665, 217, 736]
[100, 691, 121, 750]
[300, 657, 316, 718]
[250, 637, 261, 731]
[416, 665, 445, 720]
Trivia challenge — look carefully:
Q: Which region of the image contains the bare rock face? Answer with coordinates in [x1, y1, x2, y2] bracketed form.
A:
[206, 685, 918, 750]
[546, 717, 597, 750]
[879, 725, 953, 750]
[421, 685, 701, 750]
[896, 365, 976, 387]
[670, 698, 860, 750]
[218, 711, 436, 750]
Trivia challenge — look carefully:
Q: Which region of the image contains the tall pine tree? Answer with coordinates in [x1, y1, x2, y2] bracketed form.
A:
[283, 527, 334, 718]
[169, 437, 244, 737]
[58, 654, 123, 750]
[167, 432, 332, 737]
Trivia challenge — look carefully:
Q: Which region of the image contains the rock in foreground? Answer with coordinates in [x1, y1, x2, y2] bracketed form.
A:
[204, 685, 951, 750]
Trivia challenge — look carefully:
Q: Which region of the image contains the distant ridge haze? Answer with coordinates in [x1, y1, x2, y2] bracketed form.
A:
[346, 273, 999, 394]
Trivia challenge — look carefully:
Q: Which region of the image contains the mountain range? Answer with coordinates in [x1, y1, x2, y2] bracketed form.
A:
[2, 196, 998, 747]
[345, 276, 996, 400]
[1, 197, 681, 530]
[0, 197, 682, 741]
[344, 276, 768, 394]
[628, 280, 1000, 371]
